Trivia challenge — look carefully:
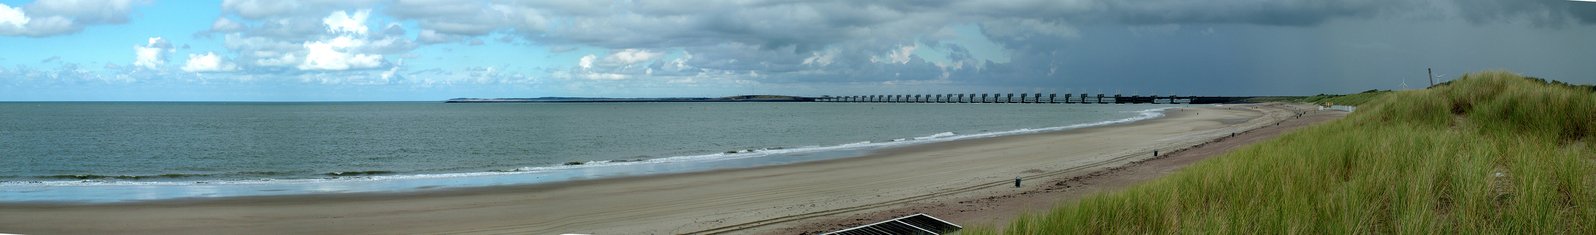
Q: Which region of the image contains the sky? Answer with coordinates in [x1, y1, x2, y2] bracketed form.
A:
[1, 0, 1594, 101]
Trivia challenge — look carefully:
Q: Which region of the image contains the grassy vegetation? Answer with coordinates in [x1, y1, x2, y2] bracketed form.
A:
[1239, 96, 1310, 103]
[1301, 89, 1393, 106]
[971, 71, 1596, 234]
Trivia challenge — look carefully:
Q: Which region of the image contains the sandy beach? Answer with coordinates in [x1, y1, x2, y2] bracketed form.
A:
[0, 104, 1306, 234]
[780, 103, 1344, 233]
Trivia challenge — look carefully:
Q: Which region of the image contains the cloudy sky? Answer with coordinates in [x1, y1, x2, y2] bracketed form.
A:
[1, 0, 1593, 101]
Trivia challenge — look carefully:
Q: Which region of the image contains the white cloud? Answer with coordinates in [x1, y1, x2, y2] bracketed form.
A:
[0, 0, 145, 37]
[606, 49, 663, 64]
[0, 4, 29, 27]
[257, 53, 298, 66]
[578, 54, 596, 70]
[283, 10, 388, 71]
[803, 49, 838, 67]
[220, 0, 379, 19]
[211, 17, 244, 32]
[28, 0, 140, 23]
[181, 52, 239, 72]
[322, 10, 370, 35]
[133, 37, 173, 70]
[298, 36, 383, 70]
[380, 64, 400, 81]
[871, 44, 916, 64]
[572, 50, 662, 81]
[584, 73, 629, 80]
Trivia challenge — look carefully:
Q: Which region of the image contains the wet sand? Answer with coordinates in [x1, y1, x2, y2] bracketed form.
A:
[0, 104, 1304, 235]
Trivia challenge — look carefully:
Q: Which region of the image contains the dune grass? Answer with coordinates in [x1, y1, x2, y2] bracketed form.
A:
[1301, 89, 1392, 106]
[969, 71, 1596, 234]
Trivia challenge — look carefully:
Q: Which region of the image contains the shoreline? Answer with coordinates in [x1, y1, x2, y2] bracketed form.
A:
[1, 105, 1177, 204]
[0, 104, 1294, 234]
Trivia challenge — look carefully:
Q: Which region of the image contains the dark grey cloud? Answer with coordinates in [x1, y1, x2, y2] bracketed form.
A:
[1091, 0, 1399, 26]
[138, 0, 1596, 95]
[1452, 0, 1596, 26]
[473, 0, 1596, 82]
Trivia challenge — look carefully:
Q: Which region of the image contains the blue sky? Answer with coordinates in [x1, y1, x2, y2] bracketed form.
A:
[1, 0, 1594, 101]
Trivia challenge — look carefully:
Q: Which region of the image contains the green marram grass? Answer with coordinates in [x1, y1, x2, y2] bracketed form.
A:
[1302, 89, 1392, 106]
[967, 71, 1596, 234]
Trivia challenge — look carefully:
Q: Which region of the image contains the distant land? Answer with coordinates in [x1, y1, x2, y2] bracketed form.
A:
[445, 95, 815, 103]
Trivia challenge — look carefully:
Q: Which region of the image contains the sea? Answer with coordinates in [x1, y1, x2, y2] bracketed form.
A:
[0, 102, 1183, 202]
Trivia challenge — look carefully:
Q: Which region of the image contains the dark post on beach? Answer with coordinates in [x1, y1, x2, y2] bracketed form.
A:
[1014, 177, 1021, 188]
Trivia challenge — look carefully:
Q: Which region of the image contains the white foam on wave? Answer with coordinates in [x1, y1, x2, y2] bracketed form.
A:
[915, 132, 957, 140]
[2, 107, 1176, 188]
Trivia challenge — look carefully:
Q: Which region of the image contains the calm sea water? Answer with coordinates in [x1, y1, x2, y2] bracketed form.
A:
[0, 102, 1181, 202]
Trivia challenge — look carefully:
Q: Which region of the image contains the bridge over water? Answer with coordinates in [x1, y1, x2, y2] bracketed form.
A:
[813, 93, 1249, 104]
